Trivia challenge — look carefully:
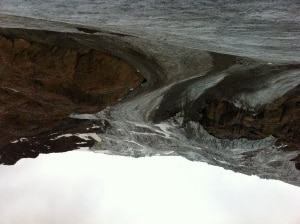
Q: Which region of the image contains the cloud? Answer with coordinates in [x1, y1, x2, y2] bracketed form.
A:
[0, 151, 300, 224]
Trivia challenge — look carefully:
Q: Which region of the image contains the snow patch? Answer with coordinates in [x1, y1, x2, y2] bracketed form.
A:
[50, 134, 73, 140]
[2, 86, 20, 93]
[50, 133, 101, 143]
[163, 151, 175, 155]
[214, 158, 231, 165]
[69, 113, 98, 120]
[154, 123, 173, 138]
[77, 133, 102, 143]
[86, 124, 102, 130]
[10, 138, 28, 144]
[76, 142, 88, 145]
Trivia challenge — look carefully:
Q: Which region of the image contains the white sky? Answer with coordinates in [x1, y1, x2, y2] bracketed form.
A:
[0, 150, 300, 224]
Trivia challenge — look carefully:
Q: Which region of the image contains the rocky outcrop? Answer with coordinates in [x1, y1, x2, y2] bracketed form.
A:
[0, 118, 110, 165]
[192, 88, 300, 171]
[194, 86, 300, 151]
[152, 57, 300, 171]
[0, 34, 143, 162]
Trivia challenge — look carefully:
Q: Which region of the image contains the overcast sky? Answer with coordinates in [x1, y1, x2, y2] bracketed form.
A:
[0, 150, 300, 224]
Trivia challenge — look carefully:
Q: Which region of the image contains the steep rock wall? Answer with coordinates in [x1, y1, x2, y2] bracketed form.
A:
[0, 35, 143, 150]
[195, 87, 300, 150]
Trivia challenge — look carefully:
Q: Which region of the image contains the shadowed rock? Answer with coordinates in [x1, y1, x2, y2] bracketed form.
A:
[0, 33, 143, 160]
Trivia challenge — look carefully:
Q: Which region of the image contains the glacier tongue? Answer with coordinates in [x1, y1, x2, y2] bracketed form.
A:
[71, 67, 300, 186]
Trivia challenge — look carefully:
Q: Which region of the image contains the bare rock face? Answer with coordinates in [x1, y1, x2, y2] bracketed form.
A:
[153, 59, 300, 153]
[194, 86, 300, 170]
[152, 55, 300, 173]
[196, 86, 300, 151]
[0, 35, 143, 163]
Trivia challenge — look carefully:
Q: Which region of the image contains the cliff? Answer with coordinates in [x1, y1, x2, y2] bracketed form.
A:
[0, 34, 143, 163]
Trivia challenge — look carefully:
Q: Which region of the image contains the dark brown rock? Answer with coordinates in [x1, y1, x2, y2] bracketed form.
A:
[0, 35, 144, 153]
[0, 118, 110, 165]
[196, 85, 300, 151]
